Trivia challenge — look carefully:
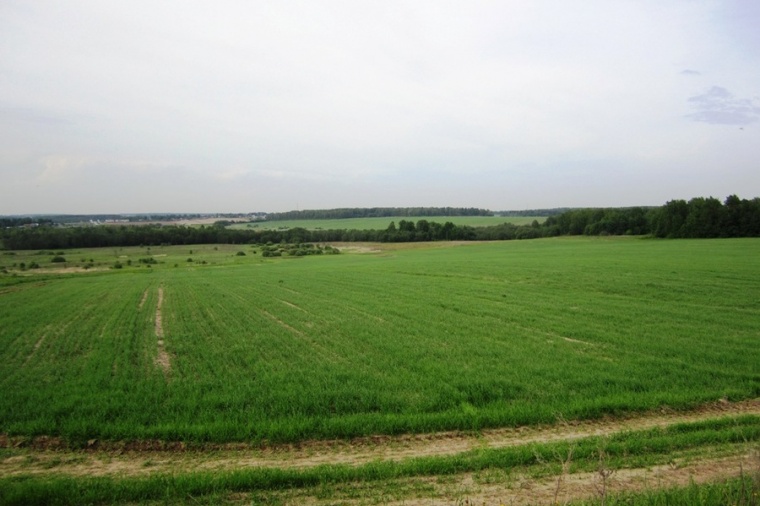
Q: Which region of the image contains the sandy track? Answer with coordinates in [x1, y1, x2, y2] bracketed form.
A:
[1, 399, 758, 480]
[154, 286, 170, 375]
[394, 453, 760, 506]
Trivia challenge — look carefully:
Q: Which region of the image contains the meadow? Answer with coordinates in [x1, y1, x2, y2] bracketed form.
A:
[228, 214, 544, 230]
[1, 237, 758, 445]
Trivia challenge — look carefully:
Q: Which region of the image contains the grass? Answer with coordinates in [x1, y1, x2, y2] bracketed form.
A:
[227, 215, 545, 230]
[1, 237, 759, 444]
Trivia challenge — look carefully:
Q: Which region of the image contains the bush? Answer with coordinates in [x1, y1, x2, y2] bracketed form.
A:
[51, 256, 66, 263]
[236, 251, 246, 256]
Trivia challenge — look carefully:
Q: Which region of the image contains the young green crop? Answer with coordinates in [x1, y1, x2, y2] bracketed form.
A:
[1, 237, 759, 443]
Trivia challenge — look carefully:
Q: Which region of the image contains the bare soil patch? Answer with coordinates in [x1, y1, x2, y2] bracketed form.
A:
[329, 241, 491, 254]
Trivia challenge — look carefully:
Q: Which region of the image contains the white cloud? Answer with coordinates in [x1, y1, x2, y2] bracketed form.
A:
[686, 86, 760, 125]
[2, 0, 760, 213]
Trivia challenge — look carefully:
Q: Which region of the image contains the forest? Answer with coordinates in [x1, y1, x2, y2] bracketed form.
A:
[1, 195, 759, 250]
[264, 206, 493, 220]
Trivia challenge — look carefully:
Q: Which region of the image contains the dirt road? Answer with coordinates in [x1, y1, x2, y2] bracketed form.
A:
[2, 399, 758, 504]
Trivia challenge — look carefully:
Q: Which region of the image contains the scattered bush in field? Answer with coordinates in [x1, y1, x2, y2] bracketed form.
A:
[187, 258, 193, 262]
[28, 261, 40, 269]
[51, 256, 66, 263]
[260, 243, 338, 257]
[138, 257, 157, 265]
[236, 251, 246, 256]
[113, 261, 123, 269]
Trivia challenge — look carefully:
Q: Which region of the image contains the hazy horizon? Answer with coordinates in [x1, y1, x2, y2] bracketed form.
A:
[2, 1, 759, 214]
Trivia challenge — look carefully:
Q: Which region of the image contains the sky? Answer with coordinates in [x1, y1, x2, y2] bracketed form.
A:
[1, 1, 759, 214]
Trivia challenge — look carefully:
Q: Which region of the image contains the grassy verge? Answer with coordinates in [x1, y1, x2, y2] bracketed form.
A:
[574, 475, 760, 505]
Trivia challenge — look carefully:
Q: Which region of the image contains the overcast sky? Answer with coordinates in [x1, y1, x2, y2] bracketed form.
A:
[1, 1, 759, 214]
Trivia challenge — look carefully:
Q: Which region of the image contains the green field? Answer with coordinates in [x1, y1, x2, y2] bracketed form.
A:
[229, 215, 544, 230]
[1, 237, 759, 444]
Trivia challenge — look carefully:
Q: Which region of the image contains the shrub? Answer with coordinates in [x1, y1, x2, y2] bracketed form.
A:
[51, 256, 66, 263]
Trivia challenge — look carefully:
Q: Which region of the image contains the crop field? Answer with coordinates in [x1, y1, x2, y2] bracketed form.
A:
[228, 215, 544, 230]
[1, 237, 759, 505]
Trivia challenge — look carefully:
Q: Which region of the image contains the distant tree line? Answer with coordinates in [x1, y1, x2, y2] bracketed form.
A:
[265, 207, 493, 221]
[542, 195, 760, 238]
[0, 217, 53, 228]
[496, 208, 574, 217]
[1, 196, 758, 250]
[648, 195, 760, 238]
[1, 213, 265, 225]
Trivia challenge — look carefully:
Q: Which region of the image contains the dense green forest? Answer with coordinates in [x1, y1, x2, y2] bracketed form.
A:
[265, 207, 493, 221]
[2, 196, 759, 250]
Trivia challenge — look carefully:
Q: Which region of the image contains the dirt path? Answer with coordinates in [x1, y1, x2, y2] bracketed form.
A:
[138, 288, 149, 309]
[395, 453, 760, 506]
[154, 286, 170, 375]
[1, 399, 758, 481]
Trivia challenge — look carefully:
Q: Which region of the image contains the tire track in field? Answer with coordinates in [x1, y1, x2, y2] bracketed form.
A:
[260, 309, 305, 337]
[2, 399, 758, 480]
[22, 333, 47, 366]
[367, 453, 760, 506]
[138, 288, 149, 309]
[154, 286, 171, 376]
[276, 298, 309, 313]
